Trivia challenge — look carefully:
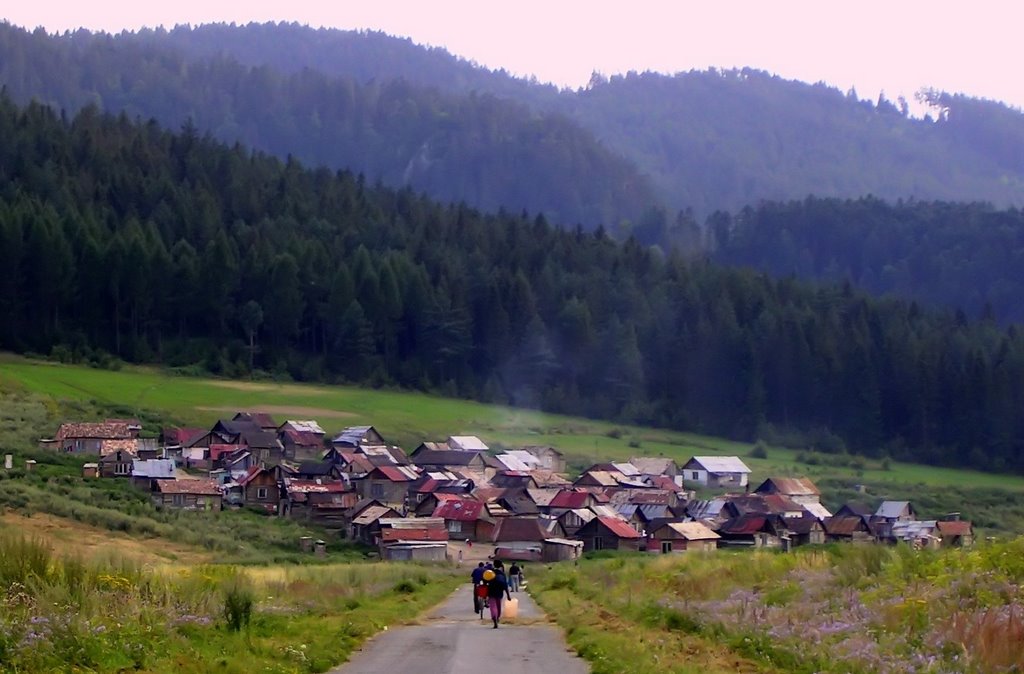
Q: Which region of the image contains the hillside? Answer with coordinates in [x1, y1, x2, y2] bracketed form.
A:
[125, 22, 1024, 215]
[0, 22, 655, 229]
[1, 96, 1023, 471]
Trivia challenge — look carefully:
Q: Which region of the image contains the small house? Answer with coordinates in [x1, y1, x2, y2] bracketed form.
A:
[432, 498, 494, 541]
[575, 516, 644, 552]
[99, 449, 135, 478]
[823, 515, 875, 543]
[350, 503, 403, 544]
[152, 480, 222, 511]
[355, 465, 419, 506]
[447, 435, 488, 452]
[130, 458, 176, 490]
[630, 457, 679, 478]
[332, 426, 386, 449]
[232, 412, 278, 431]
[681, 456, 751, 488]
[936, 518, 975, 547]
[53, 421, 134, 454]
[239, 465, 283, 514]
[542, 537, 584, 562]
[284, 479, 357, 528]
[781, 514, 826, 547]
[523, 445, 566, 473]
[647, 521, 720, 553]
[752, 477, 822, 505]
[715, 514, 786, 548]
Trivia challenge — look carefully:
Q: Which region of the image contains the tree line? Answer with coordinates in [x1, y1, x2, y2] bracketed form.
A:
[1, 96, 1023, 472]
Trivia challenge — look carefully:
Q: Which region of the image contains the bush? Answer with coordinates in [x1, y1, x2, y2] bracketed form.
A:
[749, 440, 769, 459]
[222, 577, 255, 631]
[393, 579, 417, 594]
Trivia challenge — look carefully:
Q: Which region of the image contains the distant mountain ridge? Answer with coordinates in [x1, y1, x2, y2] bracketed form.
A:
[132, 22, 1024, 215]
[5, 21, 1024, 229]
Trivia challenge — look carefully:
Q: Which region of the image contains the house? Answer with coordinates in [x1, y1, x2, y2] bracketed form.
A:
[681, 456, 751, 488]
[52, 421, 134, 454]
[490, 471, 539, 490]
[411, 450, 487, 471]
[890, 520, 941, 549]
[239, 465, 283, 514]
[432, 498, 495, 541]
[357, 444, 412, 467]
[82, 463, 100, 478]
[130, 458, 176, 490]
[522, 446, 567, 473]
[278, 420, 326, 438]
[752, 477, 822, 505]
[99, 449, 135, 478]
[823, 516, 876, 543]
[232, 412, 278, 431]
[834, 502, 874, 519]
[936, 518, 975, 547]
[575, 516, 644, 552]
[630, 457, 679, 477]
[647, 521, 720, 553]
[496, 490, 540, 516]
[781, 513, 826, 547]
[378, 517, 449, 561]
[573, 470, 624, 488]
[447, 436, 489, 452]
[350, 503, 403, 545]
[542, 537, 584, 562]
[279, 429, 325, 461]
[283, 479, 356, 528]
[292, 461, 344, 481]
[326, 450, 376, 476]
[715, 514, 786, 548]
[873, 501, 918, 540]
[355, 465, 419, 506]
[491, 516, 550, 557]
[332, 426, 386, 449]
[152, 480, 222, 511]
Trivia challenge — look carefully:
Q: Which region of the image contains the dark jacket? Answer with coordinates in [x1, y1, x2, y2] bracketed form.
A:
[471, 566, 485, 584]
[486, 571, 509, 598]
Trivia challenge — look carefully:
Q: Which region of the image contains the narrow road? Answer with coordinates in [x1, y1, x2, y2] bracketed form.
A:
[331, 584, 590, 673]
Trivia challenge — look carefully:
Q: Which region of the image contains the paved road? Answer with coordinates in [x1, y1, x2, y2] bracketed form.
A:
[331, 585, 590, 674]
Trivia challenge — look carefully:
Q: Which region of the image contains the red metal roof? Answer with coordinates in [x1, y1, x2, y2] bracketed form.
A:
[597, 516, 643, 539]
[209, 444, 246, 461]
[549, 489, 592, 509]
[432, 499, 485, 521]
[719, 515, 770, 535]
[936, 520, 973, 537]
[372, 466, 418, 482]
[283, 429, 323, 447]
[380, 527, 449, 542]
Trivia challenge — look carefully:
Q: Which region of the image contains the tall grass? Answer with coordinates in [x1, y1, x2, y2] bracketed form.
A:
[0, 531, 461, 673]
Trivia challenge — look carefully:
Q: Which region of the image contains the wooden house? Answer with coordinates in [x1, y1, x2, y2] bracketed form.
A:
[432, 498, 495, 541]
[332, 426, 386, 449]
[823, 515, 875, 543]
[575, 516, 644, 552]
[152, 480, 222, 511]
[715, 514, 786, 548]
[129, 458, 175, 491]
[753, 477, 823, 506]
[53, 421, 134, 455]
[355, 465, 419, 507]
[681, 456, 751, 488]
[99, 449, 135, 478]
[781, 514, 826, 547]
[284, 479, 356, 528]
[523, 445, 567, 473]
[239, 465, 283, 514]
[379, 518, 449, 561]
[647, 520, 720, 553]
[349, 503, 403, 544]
[936, 518, 975, 547]
[629, 457, 679, 478]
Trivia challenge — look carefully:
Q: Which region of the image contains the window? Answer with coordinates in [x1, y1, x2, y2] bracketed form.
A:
[371, 484, 384, 498]
[661, 541, 673, 554]
[593, 537, 604, 550]
[115, 462, 130, 475]
[172, 494, 185, 507]
[691, 471, 699, 480]
[256, 487, 268, 500]
[447, 520, 462, 533]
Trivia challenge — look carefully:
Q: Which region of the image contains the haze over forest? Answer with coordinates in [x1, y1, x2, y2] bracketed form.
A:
[1, 19, 1024, 471]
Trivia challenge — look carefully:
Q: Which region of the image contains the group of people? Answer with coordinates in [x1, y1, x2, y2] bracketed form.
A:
[470, 560, 525, 628]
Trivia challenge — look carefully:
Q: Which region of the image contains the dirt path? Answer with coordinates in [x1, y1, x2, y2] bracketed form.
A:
[331, 584, 589, 674]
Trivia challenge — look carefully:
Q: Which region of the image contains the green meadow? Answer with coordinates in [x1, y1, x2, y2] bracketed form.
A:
[3, 355, 1024, 532]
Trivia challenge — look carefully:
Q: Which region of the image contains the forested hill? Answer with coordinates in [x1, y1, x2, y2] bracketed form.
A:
[709, 197, 1024, 325]
[2, 96, 1024, 472]
[0, 22, 655, 229]
[116, 22, 1024, 215]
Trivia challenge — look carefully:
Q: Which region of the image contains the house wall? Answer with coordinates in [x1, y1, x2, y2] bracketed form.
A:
[61, 438, 104, 454]
[244, 473, 280, 513]
[359, 479, 409, 507]
[152, 493, 222, 511]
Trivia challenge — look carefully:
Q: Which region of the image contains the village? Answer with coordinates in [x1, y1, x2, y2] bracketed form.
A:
[36, 413, 976, 562]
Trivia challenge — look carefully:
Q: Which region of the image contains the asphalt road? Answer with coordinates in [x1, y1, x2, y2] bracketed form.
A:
[331, 584, 590, 674]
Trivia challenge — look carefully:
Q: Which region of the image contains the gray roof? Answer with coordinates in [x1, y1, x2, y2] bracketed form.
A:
[685, 456, 752, 474]
[876, 501, 913, 519]
[132, 459, 176, 479]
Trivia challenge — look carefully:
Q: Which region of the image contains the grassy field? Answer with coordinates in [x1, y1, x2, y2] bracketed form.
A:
[530, 543, 1024, 674]
[2, 354, 1024, 533]
[0, 531, 463, 673]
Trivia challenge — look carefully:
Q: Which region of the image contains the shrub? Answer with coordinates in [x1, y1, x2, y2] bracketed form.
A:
[222, 577, 255, 631]
[393, 579, 417, 594]
[749, 441, 769, 459]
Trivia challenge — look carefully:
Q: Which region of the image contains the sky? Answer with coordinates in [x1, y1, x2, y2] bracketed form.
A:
[5, 1, 1023, 111]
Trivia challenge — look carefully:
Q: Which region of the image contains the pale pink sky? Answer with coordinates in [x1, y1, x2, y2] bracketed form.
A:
[5, 1, 1023, 110]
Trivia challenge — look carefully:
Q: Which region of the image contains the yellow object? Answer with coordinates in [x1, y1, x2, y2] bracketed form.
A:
[503, 597, 519, 619]
[483, 569, 496, 581]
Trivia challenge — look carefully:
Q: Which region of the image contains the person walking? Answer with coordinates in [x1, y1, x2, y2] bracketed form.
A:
[485, 564, 511, 628]
[470, 562, 485, 615]
[508, 562, 520, 592]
